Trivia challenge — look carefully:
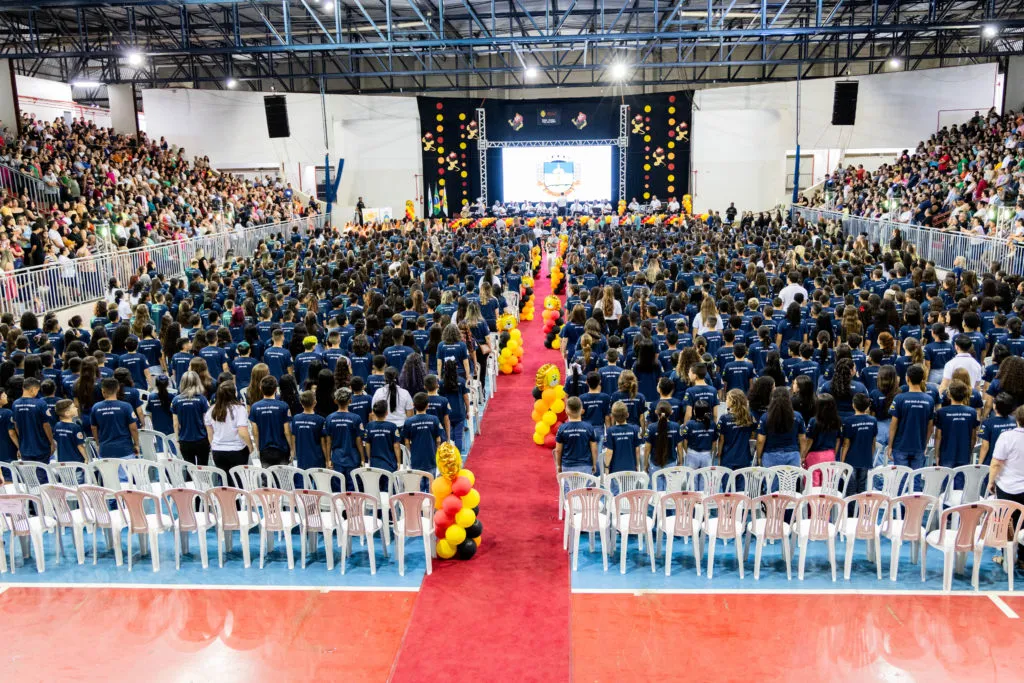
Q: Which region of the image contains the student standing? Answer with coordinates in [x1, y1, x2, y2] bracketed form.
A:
[291, 391, 327, 470]
[263, 329, 293, 381]
[0, 389, 17, 463]
[10, 378, 55, 465]
[717, 389, 755, 469]
[979, 392, 1017, 465]
[204, 381, 253, 472]
[646, 401, 682, 482]
[423, 375, 452, 441]
[53, 400, 88, 465]
[933, 380, 979, 468]
[841, 394, 879, 496]
[90, 378, 140, 458]
[439, 360, 470, 452]
[887, 364, 935, 470]
[364, 399, 402, 472]
[555, 396, 597, 475]
[171, 371, 212, 466]
[326, 388, 364, 491]
[603, 401, 642, 474]
[248, 375, 293, 467]
[680, 399, 716, 469]
[755, 387, 805, 467]
[402, 392, 444, 475]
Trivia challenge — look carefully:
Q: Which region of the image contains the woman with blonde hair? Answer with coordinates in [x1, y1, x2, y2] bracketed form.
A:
[601, 286, 621, 322]
[717, 389, 755, 468]
[245, 363, 270, 406]
[131, 304, 152, 337]
[693, 295, 723, 335]
[172, 370, 212, 466]
[189, 357, 216, 398]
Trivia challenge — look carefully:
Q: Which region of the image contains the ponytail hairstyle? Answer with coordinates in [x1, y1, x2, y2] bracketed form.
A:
[692, 398, 712, 428]
[155, 374, 172, 410]
[618, 370, 638, 399]
[876, 365, 899, 413]
[580, 333, 594, 370]
[726, 388, 754, 428]
[566, 363, 585, 398]
[878, 331, 896, 357]
[333, 355, 352, 389]
[441, 358, 460, 395]
[831, 358, 855, 398]
[653, 401, 673, 467]
[904, 336, 924, 364]
[816, 330, 832, 366]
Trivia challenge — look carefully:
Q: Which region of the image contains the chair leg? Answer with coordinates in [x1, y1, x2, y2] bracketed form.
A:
[736, 539, 744, 579]
[198, 529, 209, 569]
[646, 529, 655, 573]
[30, 531, 45, 573]
[259, 527, 266, 569]
[72, 525, 85, 565]
[844, 536, 855, 581]
[284, 529, 294, 570]
[620, 531, 628, 575]
[150, 531, 161, 572]
[890, 538, 901, 581]
[397, 533, 405, 577]
[366, 533, 377, 575]
[754, 535, 764, 581]
[707, 534, 717, 579]
[873, 534, 882, 580]
[919, 540, 927, 582]
[782, 534, 792, 581]
[300, 526, 307, 569]
[127, 531, 134, 572]
[340, 532, 348, 575]
[112, 527, 123, 567]
[1009, 544, 1015, 592]
[798, 535, 807, 580]
[324, 530, 334, 571]
[665, 533, 674, 576]
[217, 529, 225, 568]
[972, 548, 982, 591]
[174, 528, 182, 570]
[241, 529, 252, 569]
[827, 535, 836, 582]
[942, 551, 954, 591]
[422, 532, 431, 576]
[572, 526, 582, 571]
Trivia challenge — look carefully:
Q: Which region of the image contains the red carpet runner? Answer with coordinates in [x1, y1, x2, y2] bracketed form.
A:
[390, 260, 570, 682]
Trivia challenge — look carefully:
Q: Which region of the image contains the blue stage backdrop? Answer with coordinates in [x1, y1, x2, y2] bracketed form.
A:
[417, 93, 692, 216]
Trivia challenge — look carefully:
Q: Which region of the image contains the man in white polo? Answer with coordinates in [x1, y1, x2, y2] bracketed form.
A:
[779, 271, 808, 310]
[940, 334, 983, 391]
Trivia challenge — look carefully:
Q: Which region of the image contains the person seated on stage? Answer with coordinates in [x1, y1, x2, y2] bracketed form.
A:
[649, 195, 663, 212]
[460, 203, 471, 219]
[628, 197, 641, 212]
[492, 200, 503, 215]
[668, 197, 681, 213]
[570, 198, 583, 214]
[475, 197, 486, 214]
[602, 199, 613, 212]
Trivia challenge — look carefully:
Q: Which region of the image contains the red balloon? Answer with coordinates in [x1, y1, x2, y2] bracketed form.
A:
[442, 495, 463, 516]
[452, 476, 473, 497]
[434, 510, 453, 532]
[513, 364, 523, 374]
[543, 434, 557, 449]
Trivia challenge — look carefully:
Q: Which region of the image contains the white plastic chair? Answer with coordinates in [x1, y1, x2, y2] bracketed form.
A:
[768, 465, 810, 497]
[945, 465, 989, 506]
[744, 493, 796, 580]
[187, 463, 229, 491]
[77, 485, 126, 565]
[651, 466, 693, 495]
[294, 489, 336, 570]
[91, 458, 126, 490]
[333, 491, 388, 574]
[1, 463, 22, 493]
[123, 458, 168, 495]
[912, 466, 953, 502]
[842, 492, 889, 580]
[268, 465, 310, 492]
[163, 488, 215, 569]
[393, 469, 435, 495]
[659, 491, 703, 576]
[161, 457, 192, 489]
[114, 489, 173, 572]
[925, 503, 990, 591]
[352, 466, 396, 547]
[557, 471, 601, 550]
[14, 461, 52, 494]
[869, 465, 912, 498]
[792, 494, 844, 581]
[883, 493, 936, 582]
[603, 470, 650, 497]
[390, 491, 435, 576]
[729, 466, 770, 499]
[611, 489, 656, 574]
[307, 467, 346, 495]
[208, 486, 258, 568]
[564, 487, 612, 572]
[691, 466, 731, 497]
[39, 484, 87, 565]
[0, 493, 55, 572]
[231, 465, 271, 491]
[252, 488, 300, 569]
[978, 500, 1024, 591]
[807, 462, 852, 497]
[702, 492, 750, 579]
[51, 462, 94, 488]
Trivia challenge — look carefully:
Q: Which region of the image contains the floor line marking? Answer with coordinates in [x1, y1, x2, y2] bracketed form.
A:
[0, 582, 419, 592]
[989, 594, 1019, 619]
[571, 587, 1021, 597]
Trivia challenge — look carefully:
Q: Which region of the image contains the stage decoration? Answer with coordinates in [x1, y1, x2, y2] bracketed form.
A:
[571, 112, 588, 130]
[497, 314, 524, 375]
[508, 113, 525, 131]
[521, 274, 536, 321]
[618, 199, 626, 216]
[404, 200, 415, 221]
[531, 365, 567, 447]
[432, 445, 483, 561]
[652, 147, 666, 167]
[683, 194, 693, 215]
[422, 133, 435, 151]
[542, 294, 564, 350]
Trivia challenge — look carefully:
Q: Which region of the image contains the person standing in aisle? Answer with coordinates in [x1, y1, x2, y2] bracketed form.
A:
[10, 378, 55, 466]
[204, 381, 253, 472]
[171, 371, 212, 466]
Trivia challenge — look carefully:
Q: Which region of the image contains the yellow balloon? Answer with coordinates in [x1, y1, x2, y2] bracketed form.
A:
[550, 398, 565, 414]
[511, 329, 522, 339]
[446, 524, 467, 546]
[458, 468, 475, 486]
[437, 539, 456, 559]
[461, 488, 481, 509]
[552, 338, 561, 350]
[455, 508, 476, 527]
[533, 432, 545, 445]
[434, 496, 444, 509]
[435, 441, 462, 481]
[541, 388, 556, 403]
[535, 421, 550, 436]
[554, 386, 567, 400]
[542, 411, 557, 426]
[430, 477, 452, 500]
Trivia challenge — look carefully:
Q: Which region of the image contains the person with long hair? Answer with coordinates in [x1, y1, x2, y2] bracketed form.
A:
[73, 357, 100, 435]
[145, 374, 176, 436]
[747, 375, 776, 423]
[632, 339, 662, 404]
[871, 365, 899, 447]
[439, 359, 471, 453]
[399, 352, 427, 397]
[988, 355, 1024, 416]
[372, 366, 414, 427]
[171, 371, 212, 466]
[314, 368, 336, 418]
[603, 401, 641, 474]
[717, 389, 755, 469]
[204, 380, 253, 471]
[188, 357, 216, 399]
[802, 393, 842, 479]
[644, 401, 682, 483]
[681, 399, 717, 469]
[245, 363, 270, 407]
[610, 370, 645, 429]
[755, 387, 805, 467]
[924, 322, 954, 386]
[820, 357, 868, 418]
[278, 373, 303, 417]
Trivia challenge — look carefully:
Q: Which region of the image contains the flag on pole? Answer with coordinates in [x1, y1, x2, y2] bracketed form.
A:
[427, 184, 435, 217]
[431, 184, 442, 217]
[439, 185, 449, 217]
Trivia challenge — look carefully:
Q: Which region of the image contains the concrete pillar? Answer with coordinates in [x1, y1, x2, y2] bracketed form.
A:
[108, 83, 139, 136]
[0, 60, 20, 138]
[1005, 57, 1024, 112]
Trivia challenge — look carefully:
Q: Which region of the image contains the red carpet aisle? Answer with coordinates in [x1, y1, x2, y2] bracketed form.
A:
[390, 260, 570, 683]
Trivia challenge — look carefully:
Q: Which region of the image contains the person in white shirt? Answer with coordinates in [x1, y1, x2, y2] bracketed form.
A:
[667, 197, 680, 213]
[939, 335, 983, 390]
[649, 195, 662, 212]
[570, 199, 583, 214]
[779, 271, 809, 310]
[204, 382, 254, 471]
[988, 408, 1024, 567]
[372, 368, 415, 427]
[628, 198, 640, 212]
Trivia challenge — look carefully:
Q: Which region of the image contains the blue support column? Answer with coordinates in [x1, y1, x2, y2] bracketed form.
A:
[324, 155, 344, 226]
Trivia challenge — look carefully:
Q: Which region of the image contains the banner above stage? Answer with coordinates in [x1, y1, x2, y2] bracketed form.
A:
[485, 97, 623, 142]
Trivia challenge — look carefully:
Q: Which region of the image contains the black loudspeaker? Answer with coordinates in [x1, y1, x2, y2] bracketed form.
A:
[264, 95, 290, 138]
[831, 82, 859, 126]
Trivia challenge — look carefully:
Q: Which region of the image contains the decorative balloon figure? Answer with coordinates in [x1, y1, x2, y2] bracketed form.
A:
[496, 313, 524, 375]
[531, 364, 567, 446]
[541, 295, 564, 349]
[433, 443, 483, 560]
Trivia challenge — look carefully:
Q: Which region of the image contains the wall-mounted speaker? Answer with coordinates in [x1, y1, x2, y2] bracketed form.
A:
[831, 82, 859, 126]
[264, 95, 290, 138]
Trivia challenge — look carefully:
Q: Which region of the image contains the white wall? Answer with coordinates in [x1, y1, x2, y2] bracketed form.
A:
[141, 88, 422, 221]
[692, 63, 1003, 214]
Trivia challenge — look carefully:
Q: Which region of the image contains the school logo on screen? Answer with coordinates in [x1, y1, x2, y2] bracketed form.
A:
[537, 156, 580, 197]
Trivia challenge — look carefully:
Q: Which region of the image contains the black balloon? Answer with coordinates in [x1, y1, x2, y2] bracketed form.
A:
[532, 387, 542, 400]
[465, 520, 483, 538]
[456, 538, 478, 560]
[473, 506, 480, 515]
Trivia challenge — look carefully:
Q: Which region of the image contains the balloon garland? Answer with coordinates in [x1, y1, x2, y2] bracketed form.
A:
[542, 295, 564, 350]
[530, 245, 542, 276]
[521, 274, 536, 321]
[531, 364, 567, 447]
[404, 199, 416, 221]
[496, 314, 524, 375]
[431, 442, 483, 560]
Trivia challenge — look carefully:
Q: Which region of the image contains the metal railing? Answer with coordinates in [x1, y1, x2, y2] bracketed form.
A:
[794, 206, 1024, 276]
[0, 213, 325, 318]
[0, 161, 61, 208]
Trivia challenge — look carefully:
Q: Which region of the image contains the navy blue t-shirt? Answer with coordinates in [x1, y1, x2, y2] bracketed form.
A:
[934, 404, 978, 467]
[249, 398, 291, 451]
[231, 356, 259, 388]
[291, 412, 326, 469]
[717, 413, 754, 468]
[980, 415, 1016, 463]
[90, 399, 137, 458]
[365, 420, 400, 471]
[806, 417, 840, 452]
[758, 412, 806, 453]
[12, 396, 51, 460]
[0, 409, 17, 462]
[349, 394, 373, 424]
[146, 390, 176, 435]
[171, 394, 210, 442]
[557, 420, 596, 470]
[841, 414, 878, 468]
[889, 391, 935, 454]
[402, 413, 443, 471]
[53, 420, 86, 462]
[681, 418, 717, 452]
[325, 410, 364, 470]
[604, 423, 641, 473]
[580, 391, 612, 429]
[119, 352, 149, 389]
[263, 346, 293, 380]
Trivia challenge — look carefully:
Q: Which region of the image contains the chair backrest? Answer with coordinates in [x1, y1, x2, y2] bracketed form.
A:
[123, 458, 162, 492]
[84, 438, 101, 462]
[703, 493, 750, 539]
[231, 465, 271, 491]
[267, 465, 310, 492]
[0, 494, 41, 536]
[332, 491, 378, 535]
[162, 488, 213, 532]
[51, 462, 94, 488]
[613, 489, 655, 534]
[114, 489, 165, 533]
[846, 492, 890, 539]
[251, 488, 295, 531]
[208, 486, 255, 530]
[885, 493, 938, 542]
[795, 494, 844, 541]
[980, 500, 1024, 549]
[868, 465, 912, 498]
[750, 493, 798, 540]
[768, 466, 809, 496]
[691, 466, 731, 496]
[393, 469, 435, 495]
[659, 491, 703, 538]
[188, 464, 229, 491]
[948, 465, 989, 504]
[564, 488, 612, 533]
[91, 458, 126, 490]
[161, 458, 190, 488]
[352, 466, 395, 500]
[0, 462, 22, 491]
[937, 503, 990, 553]
[390, 492, 434, 537]
[603, 471, 650, 496]
[293, 489, 332, 531]
[911, 466, 952, 500]
[808, 462, 853, 496]
[39, 484, 77, 526]
[77, 485, 117, 527]
[137, 429, 164, 462]
[652, 466, 692, 494]
[729, 467, 770, 498]
[14, 461, 52, 493]
[306, 468, 346, 494]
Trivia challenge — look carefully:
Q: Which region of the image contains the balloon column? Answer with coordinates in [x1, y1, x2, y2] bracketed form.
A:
[521, 274, 536, 321]
[496, 314, 525, 375]
[531, 364, 566, 447]
[530, 245, 542, 276]
[550, 256, 565, 294]
[542, 295, 564, 350]
[431, 442, 483, 560]
[404, 199, 415, 221]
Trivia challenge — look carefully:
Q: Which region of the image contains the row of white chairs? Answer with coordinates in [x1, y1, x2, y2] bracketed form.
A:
[559, 481, 1023, 591]
[0, 461, 439, 576]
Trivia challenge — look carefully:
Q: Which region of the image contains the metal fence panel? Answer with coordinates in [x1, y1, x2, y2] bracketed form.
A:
[0, 161, 61, 208]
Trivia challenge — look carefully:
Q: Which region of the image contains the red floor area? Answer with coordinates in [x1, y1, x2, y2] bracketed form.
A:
[390, 264, 571, 682]
[571, 592, 1024, 682]
[0, 587, 414, 682]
